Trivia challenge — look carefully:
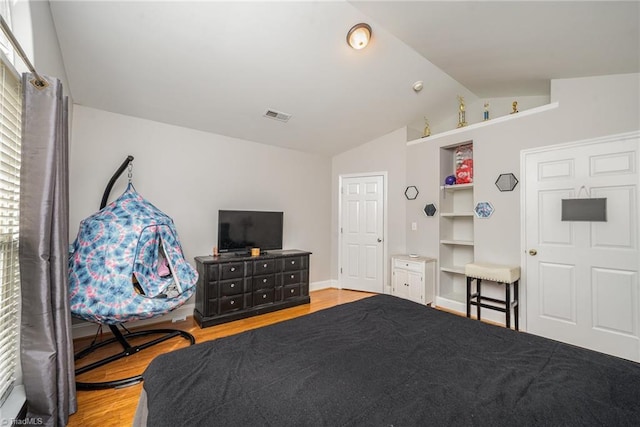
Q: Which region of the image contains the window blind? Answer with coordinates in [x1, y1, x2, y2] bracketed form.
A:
[0, 53, 21, 407]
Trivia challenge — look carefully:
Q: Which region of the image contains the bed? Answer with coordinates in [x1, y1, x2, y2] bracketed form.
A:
[134, 294, 640, 426]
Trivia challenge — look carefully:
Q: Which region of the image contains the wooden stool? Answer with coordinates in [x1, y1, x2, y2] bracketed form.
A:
[465, 263, 521, 330]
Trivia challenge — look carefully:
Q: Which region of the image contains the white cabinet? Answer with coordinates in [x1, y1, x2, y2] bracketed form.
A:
[391, 255, 436, 305]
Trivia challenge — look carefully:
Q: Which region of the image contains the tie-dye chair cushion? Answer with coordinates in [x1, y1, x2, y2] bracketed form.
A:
[69, 184, 197, 324]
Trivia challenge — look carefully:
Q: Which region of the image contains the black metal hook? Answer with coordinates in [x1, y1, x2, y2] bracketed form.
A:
[100, 155, 134, 209]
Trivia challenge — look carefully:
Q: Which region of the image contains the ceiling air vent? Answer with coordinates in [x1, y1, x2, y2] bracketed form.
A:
[263, 109, 292, 122]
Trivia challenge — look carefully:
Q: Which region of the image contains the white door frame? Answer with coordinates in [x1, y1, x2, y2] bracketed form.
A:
[338, 171, 388, 293]
[520, 130, 640, 335]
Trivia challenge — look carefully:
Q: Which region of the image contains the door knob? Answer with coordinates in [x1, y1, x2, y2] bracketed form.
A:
[529, 249, 537, 256]
[377, 238, 383, 243]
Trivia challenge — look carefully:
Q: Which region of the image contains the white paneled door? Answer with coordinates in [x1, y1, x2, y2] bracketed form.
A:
[523, 132, 640, 362]
[340, 174, 385, 293]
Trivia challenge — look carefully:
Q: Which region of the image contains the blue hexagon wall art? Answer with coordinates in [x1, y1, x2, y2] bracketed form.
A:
[474, 201, 494, 218]
[423, 203, 437, 217]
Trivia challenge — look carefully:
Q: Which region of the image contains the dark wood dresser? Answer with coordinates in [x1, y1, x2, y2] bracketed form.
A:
[193, 250, 311, 327]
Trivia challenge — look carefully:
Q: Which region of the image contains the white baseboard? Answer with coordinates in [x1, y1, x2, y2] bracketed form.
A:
[309, 279, 333, 292]
[435, 295, 514, 328]
[73, 280, 339, 339]
[71, 302, 196, 339]
[328, 280, 390, 295]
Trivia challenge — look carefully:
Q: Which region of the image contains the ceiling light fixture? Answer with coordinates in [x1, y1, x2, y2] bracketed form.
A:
[347, 23, 372, 50]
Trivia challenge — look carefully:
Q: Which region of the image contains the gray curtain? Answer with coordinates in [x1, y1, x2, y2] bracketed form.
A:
[19, 74, 76, 426]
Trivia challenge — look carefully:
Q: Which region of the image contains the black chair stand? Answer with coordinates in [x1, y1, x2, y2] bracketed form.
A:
[74, 324, 195, 390]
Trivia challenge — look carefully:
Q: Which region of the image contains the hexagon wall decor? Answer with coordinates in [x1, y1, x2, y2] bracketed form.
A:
[405, 186, 419, 200]
[423, 203, 437, 217]
[474, 201, 494, 218]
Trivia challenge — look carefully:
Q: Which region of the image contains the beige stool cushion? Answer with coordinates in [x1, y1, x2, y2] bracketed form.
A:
[465, 262, 520, 283]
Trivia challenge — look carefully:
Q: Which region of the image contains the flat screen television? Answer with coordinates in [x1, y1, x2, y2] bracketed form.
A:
[217, 210, 283, 254]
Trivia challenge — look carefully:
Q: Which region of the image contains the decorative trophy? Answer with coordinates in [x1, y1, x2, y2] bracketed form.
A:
[483, 102, 490, 121]
[457, 96, 467, 128]
[422, 117, 431, 137]
[511, 101, 518, 114]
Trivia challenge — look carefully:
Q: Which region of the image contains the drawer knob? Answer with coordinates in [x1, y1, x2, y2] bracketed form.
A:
[230, 300, 235, 305]
[230, 267, 236, 272]
[291, 260, 295, 265]
[263, 278, 267, 283]
[263, 294, 267, 299]
[230, 283, 235, 288]
[263, 263, 267, 268]
[290, 289, 295, 293]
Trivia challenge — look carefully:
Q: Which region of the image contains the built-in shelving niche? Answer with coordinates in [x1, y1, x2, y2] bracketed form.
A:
[437, 146, 474, 312]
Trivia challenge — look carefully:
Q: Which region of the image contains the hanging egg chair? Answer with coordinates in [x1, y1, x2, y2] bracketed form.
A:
[69, 155, 197, 390]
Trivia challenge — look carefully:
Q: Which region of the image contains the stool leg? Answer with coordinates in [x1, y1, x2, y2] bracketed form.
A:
[505, 282, 511, 329]
[476, 279, 481, 321]
[514, 280, 519, 331]
[466, 276, 472, 318]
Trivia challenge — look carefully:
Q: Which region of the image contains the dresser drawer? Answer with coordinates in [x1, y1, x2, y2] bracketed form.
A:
[220, 279, 244, 296]
[393, 259, 423, 273]
[283, 271, 301, 286]
[252, 274, 275, 290]
[283, 257, 304, 272]
[283, 284, 300, 299]
[253, 259, 276, 275]
[220, 262, 244, 279]
[253, 289, 275, 306]
[220, 295, 244, 313]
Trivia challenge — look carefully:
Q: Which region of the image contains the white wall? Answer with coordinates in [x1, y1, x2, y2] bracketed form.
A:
[399, 72, 639, 325]
[406, 73, 640, 265]
[69, 105, 332, 288]
[12, 0, 70, 95]
[331, 127, 408, 291]
[329, 73, 638, 316]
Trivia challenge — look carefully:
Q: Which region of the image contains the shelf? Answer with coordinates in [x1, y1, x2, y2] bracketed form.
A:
[440, 239, 474, 246]
[407, 102, 559, 145]
[440, 266, 466, 275]
[441, 183, 473, 191]
[440, 212, 474, 217]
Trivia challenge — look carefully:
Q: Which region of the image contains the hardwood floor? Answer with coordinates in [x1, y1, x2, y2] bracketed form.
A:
[67, 288, 375, 427]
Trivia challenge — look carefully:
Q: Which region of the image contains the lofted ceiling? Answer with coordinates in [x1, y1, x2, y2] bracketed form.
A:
[49, 1, 639, 156]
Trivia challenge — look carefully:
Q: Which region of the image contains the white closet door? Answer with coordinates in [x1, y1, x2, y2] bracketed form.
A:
[523, 132, 639, 362]
[340, 175, 384, 293]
